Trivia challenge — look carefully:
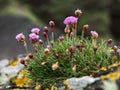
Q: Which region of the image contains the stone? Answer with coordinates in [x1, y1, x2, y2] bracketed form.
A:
[0, 14, 37, 59]
[67, 76, 99, 90]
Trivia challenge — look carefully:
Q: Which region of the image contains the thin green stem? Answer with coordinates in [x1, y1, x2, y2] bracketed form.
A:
[23, 41, 28, 53]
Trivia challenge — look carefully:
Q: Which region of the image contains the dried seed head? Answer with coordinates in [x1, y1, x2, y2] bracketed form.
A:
[52, 62, 59, 71]
[44, 48, 50, 55]
[41, 62, 47, 65]
[35, 82, 41, 90]
[64, 28, 70, 34]
[72, 65, 77, 72]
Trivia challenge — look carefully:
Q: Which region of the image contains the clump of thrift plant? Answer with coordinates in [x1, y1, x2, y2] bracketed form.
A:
[16, 9, 120, 89]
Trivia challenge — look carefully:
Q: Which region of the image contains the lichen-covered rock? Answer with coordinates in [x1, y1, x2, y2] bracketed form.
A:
[67, 76, 99, 90]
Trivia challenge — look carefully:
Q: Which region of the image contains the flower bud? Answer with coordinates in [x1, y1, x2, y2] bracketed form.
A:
[107, 39, 112, 45]
[44, 26, 49, 33]
[76, 43, 83, 48]
[52, 62, 59, 71]
[20, 59, 25, 65]
[39, 39, 43, 44]
[28, 53, 33, 59]
[93, 45, 98, 54]
[69, 46, 75, 53]
[27, 66, 32, 71]
[59, 36, 64, 42]
[49, 21, 55, 27]
[55, 53, 60, 59]
[90, 31, 98, 39]
[113, 45, 118, 51]
[75, 9, 82, 17]
[113, 45, 118, 55]
[50, 40, 54, 45]
[82, 24, 89, 32]
[44, 48, 50, 55]
[43, 32, 47, 37]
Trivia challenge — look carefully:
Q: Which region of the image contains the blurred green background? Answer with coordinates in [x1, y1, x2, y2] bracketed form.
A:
[0, 0, 120, 59]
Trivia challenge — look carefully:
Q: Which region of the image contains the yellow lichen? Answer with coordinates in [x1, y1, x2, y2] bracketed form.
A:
[100, 69, 120, 81]
[11, 70, 29, 87]
[9, 60, 19, 66]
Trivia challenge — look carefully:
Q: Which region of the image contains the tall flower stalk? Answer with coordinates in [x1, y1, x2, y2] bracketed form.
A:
[49, 21, 55, 44]
[15, 33, 28, 53]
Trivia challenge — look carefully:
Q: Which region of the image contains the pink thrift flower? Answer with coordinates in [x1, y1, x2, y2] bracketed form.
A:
[46, 45, 50, 50]
[63, 16, 78, 25]
[29, 33, 39, 42]
[90, 31, 98, 39]
[31, 28, 40, 34]
[16, 33, 25, 42]
[90, 31, 97, 35]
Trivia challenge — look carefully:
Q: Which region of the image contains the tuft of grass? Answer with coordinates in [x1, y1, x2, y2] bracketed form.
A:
[26, 36, 116, 89]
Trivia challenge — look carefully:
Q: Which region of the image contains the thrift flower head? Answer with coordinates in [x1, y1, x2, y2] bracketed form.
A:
[63, 16, 78, 25]
[90, 31, 98, 39]
[31, 28, 40, 35]
[46, 45, 50, 50]
[29, 33, 39, 43]
[16, 33, 25, 42]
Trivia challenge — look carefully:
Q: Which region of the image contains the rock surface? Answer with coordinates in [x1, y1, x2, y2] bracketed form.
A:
[67, 76, 99, 90]
[0, 14, 38, 59]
